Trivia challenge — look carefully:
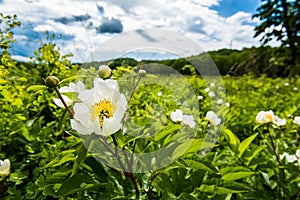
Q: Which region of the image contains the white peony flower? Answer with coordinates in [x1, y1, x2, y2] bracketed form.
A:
[205, 111, 221, 125]
[70, 78, 127, 136]
[157, 91, 162, 96]
[170, 109, 196, 128]
[53, 95, 73, 108]
[293, 116, 300, 125]
[210, 82, 216, 87]
[54, 81, 85, 107]
[59, 81, 85, 93]
[0, 159, 10, 176]
[256, 110, 274, 124]
[204, 88, 210, 93]
[225, 102, 230, 107]
[273, 115, 286, 126]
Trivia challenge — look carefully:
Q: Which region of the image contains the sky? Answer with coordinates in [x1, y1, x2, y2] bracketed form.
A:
[0, 0, 273, 63]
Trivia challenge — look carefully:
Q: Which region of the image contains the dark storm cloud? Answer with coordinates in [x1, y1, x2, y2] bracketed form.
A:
[96, 18, 123, 34]
[54, 14, 91, 25]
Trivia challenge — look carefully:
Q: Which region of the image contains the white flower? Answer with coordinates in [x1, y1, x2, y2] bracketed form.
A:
[293, 116, 300, 125]
[280, 152, 298, 163]
[208, 91, 215, 97]
[273, 116, 286, 126]
[70, 78, 127, 136]
[204, 88, 210, 93]
[294, 87, 298, 91]
[170, 109, 196, 128]
[217, 99, 223, 105]
[53, 95, 73, 108]
[284, 82, 289, 86]
[210, 82, 216, 87]
[59, 81, 85, 93]
[256, 110, 274, 124]
[54, 81, 85, 107]
[197, 95, 204, 101]
[205, 111, 221, 125]
[225, 102, 230, 107]
[0, 159, 10, 176]
[157, 92, 162, 96]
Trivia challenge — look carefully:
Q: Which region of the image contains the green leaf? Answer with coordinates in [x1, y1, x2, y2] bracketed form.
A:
[26, 85, 47, 92]
[238, 133, 258, 158]
[223, 128, 240, 153]
[183, 159, 218, 173]
[56, 173, 103, 197]
[198, 184, 247, 195]
[222, 171, 257, 181]
[172, 139, 204, 159]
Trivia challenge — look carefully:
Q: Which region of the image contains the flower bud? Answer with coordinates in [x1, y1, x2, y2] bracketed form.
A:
[138, 69, 146, 77]
[98, 65, 112, 79]
[45, 76, 59, 88]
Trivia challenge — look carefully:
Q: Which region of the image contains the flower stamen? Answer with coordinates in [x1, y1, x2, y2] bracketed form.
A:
[91, 98, 116, 127]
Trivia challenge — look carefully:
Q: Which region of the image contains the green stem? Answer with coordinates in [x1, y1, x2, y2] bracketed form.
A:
[267, 129, 285, 199]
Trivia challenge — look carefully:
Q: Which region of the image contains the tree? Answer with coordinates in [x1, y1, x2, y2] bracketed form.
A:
[252, 0, 299, 72]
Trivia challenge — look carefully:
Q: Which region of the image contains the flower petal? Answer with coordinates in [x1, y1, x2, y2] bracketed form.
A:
[71, 119, 93, 135]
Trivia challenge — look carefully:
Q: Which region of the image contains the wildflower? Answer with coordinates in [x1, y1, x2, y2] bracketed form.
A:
[208, 91, 215, 98]
[205, 111, 221, 125]
[98, 65, 112, 79]
[256, 110, 274, 124]
[0, 159, 10, 176]
[293, 116, 300, 125]
[204, 88, 209, 93]
[294, 87, 298, 91]
[71, 78, 127, 136]
[53, 81, 85, 108]
[284, 82, 289, 86]
[217, 99, 223, 105]
[53, 95, 73, 108]
[210, 82, 216, 87]
[197, 95, 204, 101]
[157, 92, 162, 96]
[225, 102, 230, 107]
[280, 152, 297, 163]
[170, 109, 196, 128]
[273, 116, 286, 126]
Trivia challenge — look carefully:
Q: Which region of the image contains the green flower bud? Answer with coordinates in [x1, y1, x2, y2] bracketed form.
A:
[45, 76, 60, 88]
[138, 69, 146, 77]
[98, 65, 112, 79]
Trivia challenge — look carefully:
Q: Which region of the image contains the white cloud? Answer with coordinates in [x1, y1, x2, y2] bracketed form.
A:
[0, 0, 265, 62]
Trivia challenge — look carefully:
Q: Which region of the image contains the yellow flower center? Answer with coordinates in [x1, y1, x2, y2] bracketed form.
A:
[265, 113, 273, 122]
[91, 98, 116, 127]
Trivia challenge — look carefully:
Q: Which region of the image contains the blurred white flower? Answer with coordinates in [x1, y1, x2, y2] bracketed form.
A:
[54, 81, 85, 107]
[256, 110, 274, 124]
[53, 95, 73, 108]
[208, 91, 215, 97]
[294, 87, 298, 91]
[217, 99, 223, 104]
[157, 91, 162, 96]
[273, 116, 286, 126]
[197, 95, 204, 101]
[210, 82, 216, 87]
[205, 111, 221, 125]
[218, 86, 224, 90]
[284, 82, 289, 86]
[225, 102, 230, 107]
[280, 152, 297, 163]
[170, 109, 196, 128]
[0, 159, 10, 176]
[71, 78, 127, 136]
[59, 81, 85, 93]
[293, 116, 300, 125]
[204, 88, 210, 93]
